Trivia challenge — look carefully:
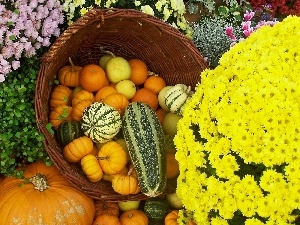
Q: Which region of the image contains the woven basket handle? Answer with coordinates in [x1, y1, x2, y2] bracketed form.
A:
[43, 9, 106, 61]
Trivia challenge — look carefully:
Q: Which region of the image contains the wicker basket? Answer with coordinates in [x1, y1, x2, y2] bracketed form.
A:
[35, 8, 207, 201]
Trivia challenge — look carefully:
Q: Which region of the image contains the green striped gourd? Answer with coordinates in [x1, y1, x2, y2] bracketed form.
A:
[81, 102, 122, 143]
[165, 84, 192, 115]
[56, 121, 83, 146]
[144, 197, 170, 224]
[122, 102, 166, 197]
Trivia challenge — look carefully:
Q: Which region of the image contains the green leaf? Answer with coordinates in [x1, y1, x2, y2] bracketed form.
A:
[46, 123, 54, 135]
[218, 6, 229, 16]
[9, 35, 15, 41]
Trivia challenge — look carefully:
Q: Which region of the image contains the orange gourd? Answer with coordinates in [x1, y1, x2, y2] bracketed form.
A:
[81, 154, 103, 182]
[63, 136, 94, 162]
[94, 200, 119, 217]
[72, 99, 93, 121]
[165, 210, 179, 225]
[120, 209, 148, 225]
[0, 162, 95, 225]
[93, 214, 121, 225]
[166, 153, 180, 179]
[98, 141, 128, 175]
[111, 168, 141, 195]
[72, 89, 94, 106]
[103, 93, 129, 115]
[58, 57, 82, 87]
[95, 86, 118, 102]
[102, 166, 129, 183]
[49, 105, 73, 130]
[49, 84, 72, 109]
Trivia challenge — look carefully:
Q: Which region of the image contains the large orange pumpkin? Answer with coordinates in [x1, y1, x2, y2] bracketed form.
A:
[0, 162, 95, 224]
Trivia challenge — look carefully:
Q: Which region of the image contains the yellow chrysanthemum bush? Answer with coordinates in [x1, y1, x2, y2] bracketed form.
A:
[175, 15, 300, 225]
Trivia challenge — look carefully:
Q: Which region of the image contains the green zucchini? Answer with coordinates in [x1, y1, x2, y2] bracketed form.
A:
[122, 102, 166, 197]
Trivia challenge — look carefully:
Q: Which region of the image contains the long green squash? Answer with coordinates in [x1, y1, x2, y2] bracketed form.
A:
[122, 102, 166, 197]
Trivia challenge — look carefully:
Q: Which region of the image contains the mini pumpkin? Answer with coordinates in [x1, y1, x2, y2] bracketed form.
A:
[93, 214, 121, 225]
[0, 162, 95, 225]
[58, 57, 82, 87]
[49, 105, 73, 130]
[120, 209, 148, 225]
[111, 168, 141, 195]
[49, 84, 72, 109]
[164, 84, 192, 115]
[72, 89, 94, 106]
[94, 200, 119, 217]
[63, 136, 94, 162]
[103, 93, 129, 115]
[72, 99, 93, 121]
[81, 154, 103, 182]
[102, 166, 129, 183]
[98, 141, 128, 175]
[165, 210, 179, 225]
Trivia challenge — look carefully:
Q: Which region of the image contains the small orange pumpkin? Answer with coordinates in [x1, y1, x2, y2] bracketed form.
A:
[63, 136, 94, 162]
[165, 210, 179, 225]
[120, 209, 148, 225]
[102, 166, 129, 183]
[94, 200, 119, 217]
[98, 141, 128, 175]
[95, 86, 118, 102]
[72, 89, 94, 106]
[92, 214, 121, 225]
[166, 153, 180, 179]
[81, 154, 103, 182]
[49, 84, 72, 109]
[111, 169, 141, 195]
[72, 99, 93, 121]
[58, 57, 82, 87]
[49, 105, 73, 130]
[103, 93, 129, 115]
[0, 162, 95, 225]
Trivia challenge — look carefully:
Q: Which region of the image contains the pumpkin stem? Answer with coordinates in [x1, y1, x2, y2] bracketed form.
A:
[97, 156, 110, 160]
[99, 47, 115, 57]
[29, 173, 49, 192]
[68, 57, 75, 72]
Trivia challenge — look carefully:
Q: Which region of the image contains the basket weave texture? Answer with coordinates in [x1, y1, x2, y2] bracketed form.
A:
[35, 8, 207, 201]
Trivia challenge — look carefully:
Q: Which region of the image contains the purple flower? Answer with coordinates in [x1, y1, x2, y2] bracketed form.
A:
[0, 0, 64, 82]
[11, 60, 20, 70]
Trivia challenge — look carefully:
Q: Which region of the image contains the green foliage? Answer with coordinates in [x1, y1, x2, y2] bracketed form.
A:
[0, 57, 52, 177]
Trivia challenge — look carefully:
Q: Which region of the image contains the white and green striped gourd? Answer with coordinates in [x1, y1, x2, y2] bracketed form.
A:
[164, 84, 192, 115]
[122, 102, 166, 197]
[81, 102, 122, 143]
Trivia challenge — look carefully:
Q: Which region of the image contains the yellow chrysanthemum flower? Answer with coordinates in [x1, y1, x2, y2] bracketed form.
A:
[176, 15, 300, 224]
